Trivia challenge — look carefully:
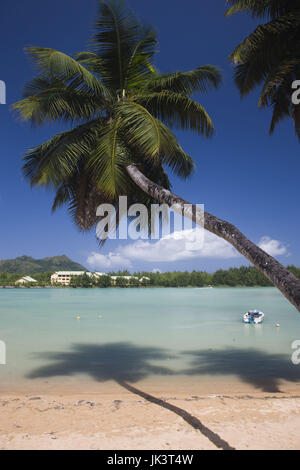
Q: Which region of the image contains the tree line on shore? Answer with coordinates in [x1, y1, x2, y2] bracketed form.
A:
[1, 266, 300, 288]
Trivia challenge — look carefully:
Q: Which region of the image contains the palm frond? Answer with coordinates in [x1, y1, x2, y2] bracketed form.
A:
[143, 66, 222, 95]
[74, 51, 106, 76]
[119, 101, 195, 177]
[12, 76, 101, 125]
[25, 47, 110, 98]
[124, 27, 158, 90]
[228, 0, 300, 135]
[93, 0, 141, 92]
[225, 0, 292, 19]
[88, 118, 129, 197]
[23, 119, 103, 187]
[52, 170, 113, 231]
[118, 101, 163, 159]
[230, 12, 300, 64]
[258, 58, 299, 107]
[157, 122, 195, 178]
[269, 89, 291, 134]
[135, 91, 215, 137]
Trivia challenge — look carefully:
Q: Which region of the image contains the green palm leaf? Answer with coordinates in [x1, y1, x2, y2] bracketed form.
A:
[13, 77, 101, 124]
[143, 66, 221, 95]
[124, 28, 158, 90]
[93, 0, 141, 92]
[118, 101, 195, 177]
[226, 0, 291, 19]
[23, 119, 103, 187]
[88, 118, 129, 197]
[228, 0, 300, 136]
[135, 91, 215, 136]
[25, 47, 110, 99]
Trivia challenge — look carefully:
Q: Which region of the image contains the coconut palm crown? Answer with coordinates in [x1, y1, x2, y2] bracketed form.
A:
[13, 0, 221, 231]
[226, 0, 300, 137]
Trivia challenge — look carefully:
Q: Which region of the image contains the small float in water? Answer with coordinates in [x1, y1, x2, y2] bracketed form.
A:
[243, 310, 264, 324]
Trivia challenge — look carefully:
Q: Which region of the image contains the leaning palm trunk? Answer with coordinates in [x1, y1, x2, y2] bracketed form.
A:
[127, 165, 300, 312]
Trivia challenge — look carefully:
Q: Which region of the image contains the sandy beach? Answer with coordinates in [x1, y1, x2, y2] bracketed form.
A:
[1, 383, 300, 450]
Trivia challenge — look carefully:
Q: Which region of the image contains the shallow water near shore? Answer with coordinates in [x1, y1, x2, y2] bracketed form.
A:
[0, 287, 300, 395]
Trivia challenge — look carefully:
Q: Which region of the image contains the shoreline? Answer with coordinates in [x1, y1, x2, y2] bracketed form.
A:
[0, 285, 275, 289]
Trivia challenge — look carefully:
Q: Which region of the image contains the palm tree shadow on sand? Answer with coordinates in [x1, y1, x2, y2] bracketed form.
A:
[27, 342, 234, 450]
[182, 348, 300, 394]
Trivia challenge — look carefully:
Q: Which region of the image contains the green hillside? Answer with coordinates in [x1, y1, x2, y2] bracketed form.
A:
[0, 255, 86, 274]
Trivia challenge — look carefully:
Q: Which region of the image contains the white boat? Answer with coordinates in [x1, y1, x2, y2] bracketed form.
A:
[243, 310, 264, 324]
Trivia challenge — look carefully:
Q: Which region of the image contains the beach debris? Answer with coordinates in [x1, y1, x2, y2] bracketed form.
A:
[75, 400, 95, 407]
[113, 400, 122, 411]
[28, 397, 41, 401]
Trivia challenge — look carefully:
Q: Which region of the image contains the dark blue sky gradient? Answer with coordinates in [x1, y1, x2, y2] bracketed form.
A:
[0, 0, 299, 272]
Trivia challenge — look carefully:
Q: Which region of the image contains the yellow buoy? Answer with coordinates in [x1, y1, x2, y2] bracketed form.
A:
[77, 316, 81, 320]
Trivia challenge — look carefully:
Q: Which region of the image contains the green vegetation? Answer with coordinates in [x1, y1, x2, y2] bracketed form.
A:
[69, 273, 94, 288]
[227, 0, 300, 137]
[0, 255, 86, 274]
[1, 266, 299, 288]
[133, 267, 274, 287]
[95, 275, 112, 288]
[0, 271, 52, 287]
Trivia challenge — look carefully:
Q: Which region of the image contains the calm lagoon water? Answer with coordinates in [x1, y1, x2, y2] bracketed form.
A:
[0, 287, 300, 394]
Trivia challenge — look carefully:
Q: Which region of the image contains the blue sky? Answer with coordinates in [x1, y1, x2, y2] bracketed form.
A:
[0, 0, 299, 273]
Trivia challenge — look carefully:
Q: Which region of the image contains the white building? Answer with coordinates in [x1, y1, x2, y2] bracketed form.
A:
[93, 272, 107, 279]
[51, 271, 106, 286]
[15, 276, 37, 285]
[51, 271, 90, 286]
[139, 276, 150, 283]
[50, 272, 150, 287]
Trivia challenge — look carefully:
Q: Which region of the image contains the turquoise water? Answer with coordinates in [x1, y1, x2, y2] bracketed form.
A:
[0, 287, 300, 394]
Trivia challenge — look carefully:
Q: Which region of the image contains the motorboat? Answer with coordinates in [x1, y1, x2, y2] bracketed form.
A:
[243, 310, 264, 324]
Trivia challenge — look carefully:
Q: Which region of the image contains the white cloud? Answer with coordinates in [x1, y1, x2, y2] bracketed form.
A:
[258, 236, 288, 257]
[120, 229, 239, 262]
[152, 268, 162, 274]
[87, 252, 132, 270]
[87, 228, 239, 270]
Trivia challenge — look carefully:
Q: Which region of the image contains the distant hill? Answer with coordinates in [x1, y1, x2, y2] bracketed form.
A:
[0, 255, 87, 274]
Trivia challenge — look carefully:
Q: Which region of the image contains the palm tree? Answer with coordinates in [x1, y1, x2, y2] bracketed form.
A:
[226, 0, 300, 137]
[14, 0, 300, 311]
